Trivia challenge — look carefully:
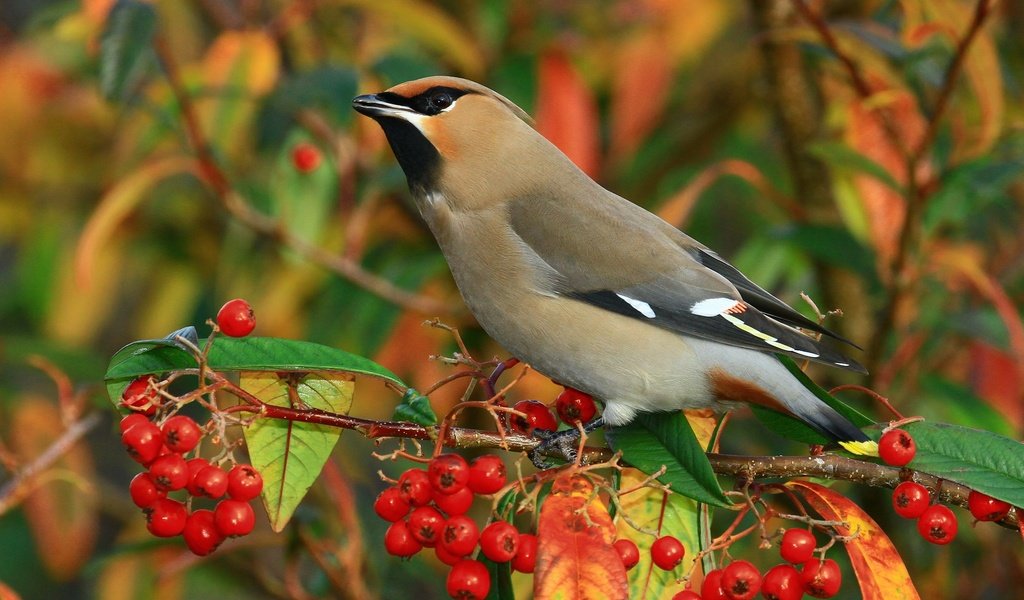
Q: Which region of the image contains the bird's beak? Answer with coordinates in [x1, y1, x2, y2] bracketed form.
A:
[352, 93, 415, 121]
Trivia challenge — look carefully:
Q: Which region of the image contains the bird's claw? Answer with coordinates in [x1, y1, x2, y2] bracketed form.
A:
[528, 428, 580, 468]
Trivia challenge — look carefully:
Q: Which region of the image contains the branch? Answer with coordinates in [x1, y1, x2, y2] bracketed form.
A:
[151, 36, 451, 316]
[0, 412, 103, 516]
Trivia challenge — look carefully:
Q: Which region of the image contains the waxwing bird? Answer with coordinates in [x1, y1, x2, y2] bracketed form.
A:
[353, 76, 870, 448]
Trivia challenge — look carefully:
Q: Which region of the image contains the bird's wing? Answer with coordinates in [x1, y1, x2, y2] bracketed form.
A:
[507, 194, 866, 373]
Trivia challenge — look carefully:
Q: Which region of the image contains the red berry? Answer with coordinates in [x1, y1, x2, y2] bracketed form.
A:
[762, 563, 803, 600]
[510, 400, 558, 435]
[480, 521, 519, 563]
[384, 520, 421, 557]
[122, 421, 163, 465]
[291, 142, 322, 173]
[780, 528, 816, 564]
[671, 592, 701, 600]
[878, 429, 916, 466]
[145, 498, 187, 537]
[385, 518, 421, 556]
[184, 457, 210, 495]
[148, 453, 190, 491]
[967, 490, 1011, 522]
[398, 469, 432, 507]
[428, 454, 470, 495]
[440, 515, 479, 557]
[434, 485, 475, 516]
[129, 472, 165, 508]
[216, 298, 255, 337]
[121, 376, 160, 415]
[183, 509, 225, 556]
[193, 465, 229, 499]
[917, 504, 958, 545]
[161, 415, 202, 453]
[702, 568, 728, 600]
[722, 560, 761, 600]
[892, 481, 930, 519]
[214, 499, 256, 537]
[651, 535, 685, 571]
[227, 464, 263, 501]
[801, 558, 841, 598]
[555, 388, 597, 425]
[120, 413, 150, 433]
[468, 455, 507, 495]
[374, 486, 411, 522]
[435, 543, 461, 566]
[407, 506, 445, 547]
[446, 559, 490, 600]
[511, 533, 537, 573]
[613, 538, 640, 570]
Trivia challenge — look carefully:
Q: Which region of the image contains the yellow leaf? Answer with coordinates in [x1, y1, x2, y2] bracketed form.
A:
[75, 156, 198, 289]
[202, 30, 280, 96]
[788, 481, 920, 600]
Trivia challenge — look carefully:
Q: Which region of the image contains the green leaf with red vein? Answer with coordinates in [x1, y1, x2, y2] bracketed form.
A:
[241, 371, 353, 531]
[788, 480, 920, 600]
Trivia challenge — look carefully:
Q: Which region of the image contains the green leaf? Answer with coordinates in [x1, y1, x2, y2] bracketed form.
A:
[99, 0, 158, 101]
[241, 371, 353, 531]
[270, 131, 337, 253]
[751, 356, 874, 445]
[105, 335, 406, 386]
[895, 421, 1024, 507]
[610, 412, 729, 507]
[807, 141, 903, 193]
[391, 389, 437, 426]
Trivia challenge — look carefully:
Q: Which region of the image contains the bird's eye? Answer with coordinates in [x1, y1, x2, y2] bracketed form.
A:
[426, 91, 453, 114]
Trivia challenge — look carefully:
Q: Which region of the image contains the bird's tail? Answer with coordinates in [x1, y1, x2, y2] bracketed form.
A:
[793, 396, 877, 456]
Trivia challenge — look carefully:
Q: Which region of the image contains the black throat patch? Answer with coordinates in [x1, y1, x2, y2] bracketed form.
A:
[375, 117, 441, 193]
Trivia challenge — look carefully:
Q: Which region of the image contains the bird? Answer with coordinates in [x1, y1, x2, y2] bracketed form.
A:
[352, 76, 870, 452]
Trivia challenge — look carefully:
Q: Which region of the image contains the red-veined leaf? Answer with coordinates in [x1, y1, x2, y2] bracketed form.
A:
[535, 50, 600, 178]
[535, 475, 627, 600]
[788, 480, 920, 600]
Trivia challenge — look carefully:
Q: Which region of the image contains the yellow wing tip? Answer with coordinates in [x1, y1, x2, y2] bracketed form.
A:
[839, 440, 879, 456]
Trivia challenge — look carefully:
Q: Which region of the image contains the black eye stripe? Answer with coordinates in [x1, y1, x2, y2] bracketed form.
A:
[380, 87, 469, 116]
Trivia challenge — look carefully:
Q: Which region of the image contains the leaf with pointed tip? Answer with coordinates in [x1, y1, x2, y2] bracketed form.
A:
[241, 371, 354, 531]
[610, 412, 729, 507]
[105, 335, 406, 407]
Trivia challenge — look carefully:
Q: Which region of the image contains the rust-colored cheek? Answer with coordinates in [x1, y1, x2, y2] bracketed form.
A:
[422, 118, 458, 160]
[709, 367, 789, 414]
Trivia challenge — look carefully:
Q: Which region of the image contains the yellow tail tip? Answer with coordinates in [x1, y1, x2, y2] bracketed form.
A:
[839, 440, 879, 456]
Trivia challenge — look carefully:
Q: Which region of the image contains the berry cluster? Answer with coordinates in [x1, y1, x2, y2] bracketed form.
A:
[666, 529, 840, 600]
[509, 387, 598, 435]
[376, 454, 518, 599]
[879, 428, 962, 545]
[120, 401, 263, 555]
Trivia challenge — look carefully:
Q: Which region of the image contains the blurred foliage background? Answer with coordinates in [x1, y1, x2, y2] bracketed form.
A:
[0, 0, 1022, 598]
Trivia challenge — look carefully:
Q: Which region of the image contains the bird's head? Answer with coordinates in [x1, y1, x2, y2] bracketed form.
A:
[353, 76, 575, 210]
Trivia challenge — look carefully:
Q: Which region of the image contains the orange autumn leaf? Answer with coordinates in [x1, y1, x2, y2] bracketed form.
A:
[535, 474, 628, 600]
[610, 32, 672, 162]
[788, 481, 920, 600]
[845, 77, 930, 272]
[535, 50, 601, 178]
[969, 341, 1023, 430]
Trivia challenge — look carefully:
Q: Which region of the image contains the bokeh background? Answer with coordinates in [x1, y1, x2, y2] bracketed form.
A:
[1, 0, 1022, 598]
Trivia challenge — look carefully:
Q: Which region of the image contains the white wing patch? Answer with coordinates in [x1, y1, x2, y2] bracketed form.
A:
[691, 297, 742, 317]
[617, 294, 656, 319]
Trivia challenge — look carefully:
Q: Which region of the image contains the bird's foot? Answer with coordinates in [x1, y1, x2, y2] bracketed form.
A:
[526, 417, 604, 469]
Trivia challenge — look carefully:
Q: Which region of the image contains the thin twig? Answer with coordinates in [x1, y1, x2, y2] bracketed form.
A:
[0, 412, 103, 515]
